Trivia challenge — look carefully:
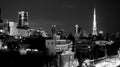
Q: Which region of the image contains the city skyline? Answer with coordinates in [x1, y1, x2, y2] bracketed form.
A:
[0, 0, 120, 33]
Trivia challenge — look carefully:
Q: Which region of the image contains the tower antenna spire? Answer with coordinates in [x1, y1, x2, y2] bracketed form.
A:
[92, 8, 97, 35]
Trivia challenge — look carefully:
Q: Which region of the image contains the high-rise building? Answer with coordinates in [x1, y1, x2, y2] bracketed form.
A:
[17, 11, 30, 37]
[51, 25, 56, 36]
[8, 21, 18, 36]
[74, 24, 81, 34]
[92, 8, 98, 35]
[74, 24, 81, 40]
[17, 11, 29, 29]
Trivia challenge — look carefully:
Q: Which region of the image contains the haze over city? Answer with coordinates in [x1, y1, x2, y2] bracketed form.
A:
[0, 0, 120, 33]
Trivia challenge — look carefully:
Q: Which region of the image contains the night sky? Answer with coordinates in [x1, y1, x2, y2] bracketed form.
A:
[0, 0, 120, 33]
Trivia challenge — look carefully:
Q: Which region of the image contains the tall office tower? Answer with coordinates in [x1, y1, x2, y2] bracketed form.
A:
[8, 21, 18, 36]
[92, 8, 97, 36]
[51, 25, 56, 36]
[74, 25, 81, 40]
[75, 24, 81, 34]
[17, 11, 29, 29]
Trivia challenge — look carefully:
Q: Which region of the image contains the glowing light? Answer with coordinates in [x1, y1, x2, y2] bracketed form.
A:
[94, 56, 120, 67]
[4, 46, 7, 49]
[92, 8, 97, 35]
[75, 24, 79, 33]
[0, 30, 4, 32]
[19, 49, 27, 55]
[99, 31, 103, 34]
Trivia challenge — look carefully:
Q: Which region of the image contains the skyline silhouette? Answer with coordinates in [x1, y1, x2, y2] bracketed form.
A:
[0, 0, 120, 33]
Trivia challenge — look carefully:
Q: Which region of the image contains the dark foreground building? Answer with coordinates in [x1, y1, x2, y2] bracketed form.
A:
[0, 49, 50, 67]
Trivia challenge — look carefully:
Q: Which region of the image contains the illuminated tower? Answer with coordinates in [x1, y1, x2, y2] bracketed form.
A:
[92, 8, 97, 35]
[74, 24, 81, 40]
[8, 21, 18, 36]
[75, 24, 81, 34]
[17, 11, 29, 29]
